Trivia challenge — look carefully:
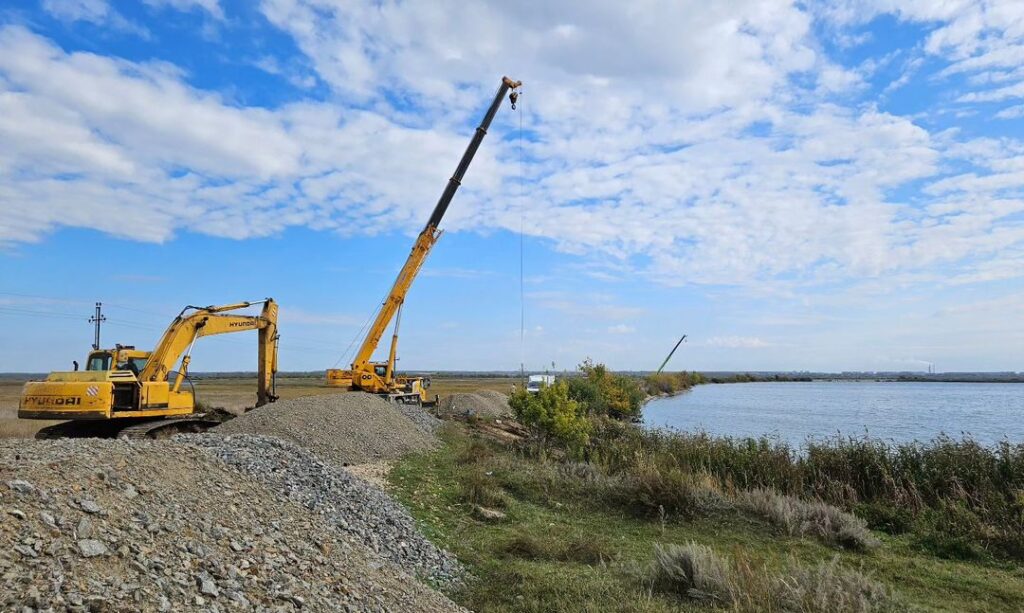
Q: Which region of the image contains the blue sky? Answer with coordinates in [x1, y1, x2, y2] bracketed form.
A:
[1, 0, 1022, 373]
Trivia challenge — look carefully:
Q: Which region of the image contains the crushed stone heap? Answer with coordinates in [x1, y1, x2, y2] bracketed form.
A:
[439, 390, 512, 419]
[214, 392, 438, 466]
[0, 438, 464, 613]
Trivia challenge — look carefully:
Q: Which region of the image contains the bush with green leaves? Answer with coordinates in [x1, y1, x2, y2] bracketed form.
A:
[644, 371, 706, 395]
[509, 381, 591, 453]
[577, 358, 645, 419]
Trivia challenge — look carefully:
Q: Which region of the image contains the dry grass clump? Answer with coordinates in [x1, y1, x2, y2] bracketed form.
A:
[738, 488, 880, 552]
[779, 557, 900, 613]
[645, 543, 899, 612]
[648, 543, 734, 603]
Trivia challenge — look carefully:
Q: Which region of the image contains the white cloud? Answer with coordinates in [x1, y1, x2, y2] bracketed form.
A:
[1, 3, 1023, 299]
[704, 336, 770, 348]
[995, 104, 1024, 119]
[41, 0, 150, 37]
[607, 324, 635, 334]
[42, 0, 109, 22]
[144, 0, 223, 20]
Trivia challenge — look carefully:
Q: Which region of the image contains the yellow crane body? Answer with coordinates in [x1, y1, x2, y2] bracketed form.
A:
[19, 299, 279, 435]
[326, 76, 521, 405]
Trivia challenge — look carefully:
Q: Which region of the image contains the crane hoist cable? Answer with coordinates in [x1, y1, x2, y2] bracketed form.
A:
[331, 285, 390, 369]
[518, 88, 526, 380]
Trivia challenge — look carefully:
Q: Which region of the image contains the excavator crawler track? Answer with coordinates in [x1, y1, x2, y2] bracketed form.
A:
[116, 417, 222, 439]
[35, 416, 222, 440]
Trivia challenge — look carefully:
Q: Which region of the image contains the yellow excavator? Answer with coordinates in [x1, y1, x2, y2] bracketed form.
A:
[326, 76, 522, 404]
[19, 299, 279, 438]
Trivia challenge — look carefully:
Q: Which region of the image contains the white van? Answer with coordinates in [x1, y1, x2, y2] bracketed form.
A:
[526, 374, 556, 393]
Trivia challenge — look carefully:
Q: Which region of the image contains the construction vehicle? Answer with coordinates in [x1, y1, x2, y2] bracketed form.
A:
[656, 335, 687, 374]
[20, 299, 279, 438]
[326, 76, 522, 404]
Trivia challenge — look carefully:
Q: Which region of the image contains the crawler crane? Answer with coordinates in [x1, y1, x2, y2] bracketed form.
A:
[20, 299, 279, 438]
[326, 76, 522, 404]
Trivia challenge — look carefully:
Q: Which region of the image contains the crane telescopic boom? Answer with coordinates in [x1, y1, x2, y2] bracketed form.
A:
[656, 335, 687, 374]
[327, 76, 522, 403]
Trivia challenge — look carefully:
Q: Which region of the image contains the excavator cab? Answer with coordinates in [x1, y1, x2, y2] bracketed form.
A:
[85, 346, 149, 373]
[85, 351, 112, 371]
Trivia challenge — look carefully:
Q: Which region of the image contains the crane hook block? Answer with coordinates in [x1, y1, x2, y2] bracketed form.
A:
[509, 91, 519, 110]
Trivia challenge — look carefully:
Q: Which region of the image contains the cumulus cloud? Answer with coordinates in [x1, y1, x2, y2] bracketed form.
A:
[1, 2, 1023, 296]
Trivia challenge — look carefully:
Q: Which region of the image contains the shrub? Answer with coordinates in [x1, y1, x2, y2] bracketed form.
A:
[643, 371, 705, 395]
[577, 358, 645, 419]
[612, 463, 731, 520]
[566, 376, 605, 415]
[509, 381, 591, 453]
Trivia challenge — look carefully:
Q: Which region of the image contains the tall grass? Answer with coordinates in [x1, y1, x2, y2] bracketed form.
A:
[645, 543, 900, 612]
[589, 420, 1024, 559]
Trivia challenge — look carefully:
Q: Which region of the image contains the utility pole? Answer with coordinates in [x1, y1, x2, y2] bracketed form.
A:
[89, 302, 105, 350]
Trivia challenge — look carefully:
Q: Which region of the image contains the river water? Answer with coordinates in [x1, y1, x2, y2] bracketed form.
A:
[641, 381, 1024, 447]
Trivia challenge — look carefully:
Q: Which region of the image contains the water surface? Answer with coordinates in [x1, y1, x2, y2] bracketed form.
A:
[642, 381, 1024, 447]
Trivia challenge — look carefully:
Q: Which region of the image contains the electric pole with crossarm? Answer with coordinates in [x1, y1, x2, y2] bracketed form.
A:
[89, 302, 105, 350]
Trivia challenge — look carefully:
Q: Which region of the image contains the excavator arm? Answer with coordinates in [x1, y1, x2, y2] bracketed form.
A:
[141, 299, 279, 406]
[347, 77, 521, 381]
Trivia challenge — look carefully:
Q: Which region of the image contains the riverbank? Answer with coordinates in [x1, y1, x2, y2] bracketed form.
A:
[390, 422, 1024, 611]
[406, 364, 1024, 610]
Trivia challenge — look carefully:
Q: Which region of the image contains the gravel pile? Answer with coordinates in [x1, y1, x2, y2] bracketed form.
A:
[394, 402, 443, 434]
[214, 393, 437, 466]
[186, 433, 462, 585]
[0, 438, 462, 612]
[440, 390, 512, 418]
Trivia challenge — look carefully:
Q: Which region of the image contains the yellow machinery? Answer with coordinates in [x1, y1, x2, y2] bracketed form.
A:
[20, 299, 279, 438]
[327, 76, 522, 404]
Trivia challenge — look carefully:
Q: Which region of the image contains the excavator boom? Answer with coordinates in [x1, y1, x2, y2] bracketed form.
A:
[142, 299, 279, 406]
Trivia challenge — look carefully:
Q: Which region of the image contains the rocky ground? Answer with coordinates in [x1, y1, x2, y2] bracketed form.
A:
[0, 393, 468, 612]
[186, 434, 462, 586]
[214, 393, 438, 466]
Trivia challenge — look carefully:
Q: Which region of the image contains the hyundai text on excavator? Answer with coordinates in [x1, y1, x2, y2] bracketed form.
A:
[326, 76, 522, 405]
[19, 299, 279, 438]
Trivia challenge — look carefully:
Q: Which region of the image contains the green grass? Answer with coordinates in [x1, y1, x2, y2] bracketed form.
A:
[389, 425, 1024, 612]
